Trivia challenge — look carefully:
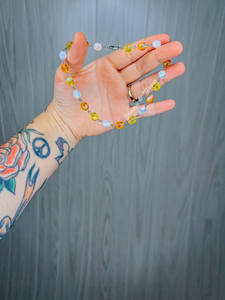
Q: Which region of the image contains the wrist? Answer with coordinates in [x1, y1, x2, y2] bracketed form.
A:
[45, 100, 81, 149]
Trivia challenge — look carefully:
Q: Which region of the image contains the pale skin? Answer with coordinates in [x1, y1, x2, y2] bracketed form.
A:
[0, 32, 185, 239]
[50, 32, 185, 139]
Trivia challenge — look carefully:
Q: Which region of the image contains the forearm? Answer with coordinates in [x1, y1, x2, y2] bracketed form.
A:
[0, 102, 80, 240]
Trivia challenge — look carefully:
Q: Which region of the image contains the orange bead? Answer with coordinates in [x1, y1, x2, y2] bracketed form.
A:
[146, 95, 155, 103]
[87, 41, 89, 47]
[163, 60, 171, 68]
[81, 102, 89, 111]
[115, 121, 125, 129]
[61, 64, 69, 73]
[138, 42, 147, 51]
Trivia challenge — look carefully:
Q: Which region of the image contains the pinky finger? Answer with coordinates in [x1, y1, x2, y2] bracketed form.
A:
[145, 99, 176, 116]
[128, 99, 176, 119]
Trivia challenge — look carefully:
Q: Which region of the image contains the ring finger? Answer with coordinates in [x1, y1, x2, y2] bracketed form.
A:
[126, 61, 185, 103]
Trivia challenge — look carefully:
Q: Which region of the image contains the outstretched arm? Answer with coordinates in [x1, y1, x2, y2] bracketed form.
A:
[0, 31, 185, 240]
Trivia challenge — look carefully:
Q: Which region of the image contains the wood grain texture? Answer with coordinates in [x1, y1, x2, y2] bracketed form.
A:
[0, 0, 225, 299]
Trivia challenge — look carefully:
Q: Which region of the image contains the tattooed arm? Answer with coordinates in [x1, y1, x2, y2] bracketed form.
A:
[0, 109, 79, 240]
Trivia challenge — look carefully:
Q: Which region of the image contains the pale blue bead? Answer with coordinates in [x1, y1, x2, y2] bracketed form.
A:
[73, 90, 81, 99]
[102, 120, 111, 127]
[138, 106, 146, 115]
[59, 51, 67, 60]
[152, 40, 161, 48]
[158, 70, 166, 79]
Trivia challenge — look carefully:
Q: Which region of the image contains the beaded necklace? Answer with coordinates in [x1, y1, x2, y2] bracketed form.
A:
[59, 40, 171, 129]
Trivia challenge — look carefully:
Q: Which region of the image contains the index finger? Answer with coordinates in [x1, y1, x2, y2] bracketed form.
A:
[106, 33, 171, 70]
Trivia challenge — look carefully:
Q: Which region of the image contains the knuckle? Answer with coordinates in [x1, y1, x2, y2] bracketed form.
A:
[136, 59, 145, 76]
[139, 79, 148, 96]
[154, 49, 161, 64]
[124, 51, 134, 64]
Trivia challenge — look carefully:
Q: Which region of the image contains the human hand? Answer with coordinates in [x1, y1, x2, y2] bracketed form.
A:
[47, 31, 185, 143]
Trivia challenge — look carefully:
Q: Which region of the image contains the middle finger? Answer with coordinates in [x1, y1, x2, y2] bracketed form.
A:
[119, 41, 183, 85]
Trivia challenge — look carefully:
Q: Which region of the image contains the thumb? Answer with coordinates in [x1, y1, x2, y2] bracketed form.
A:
[66, 31, 88, 73]
[56, 31, 88, 82]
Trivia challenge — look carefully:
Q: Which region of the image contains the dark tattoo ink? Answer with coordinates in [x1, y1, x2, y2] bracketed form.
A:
[0, 125, 44, 195]
[32, 137, 50, 159]
[0, 163, 40, 239]
[55, 137, 70, 165]
[18, 126, 44, 143]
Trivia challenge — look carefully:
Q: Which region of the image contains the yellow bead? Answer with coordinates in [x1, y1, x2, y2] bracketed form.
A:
[146, 94, 155, 103]
[81, 102, 89, 111]
[124, 44, 133, 52]
[153, 82, 161, 91]
[66, 41, 73, 49]
[61, 64, 69, 73]
[127, 116, 137, 124]
[138, 42, 147, 51]
[115, 121, 125, 129]
[163, 60, 171, 68]
[66, 77, 74, 86]
[90, 112, 99, 121]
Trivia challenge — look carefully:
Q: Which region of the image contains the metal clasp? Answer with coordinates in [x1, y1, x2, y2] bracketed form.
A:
[108, 45, 121, 50]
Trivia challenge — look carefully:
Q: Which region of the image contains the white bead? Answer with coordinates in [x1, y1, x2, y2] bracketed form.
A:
[158, 70, 166, 79]
[93, 43, 102, 51]
[59, 51, 67, 61]
[152, 40, 161, 48]
[102, 120, 110, 127]
[73, 90, 81, 99]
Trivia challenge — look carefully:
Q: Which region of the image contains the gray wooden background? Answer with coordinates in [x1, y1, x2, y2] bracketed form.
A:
[0, 0, 225, 299]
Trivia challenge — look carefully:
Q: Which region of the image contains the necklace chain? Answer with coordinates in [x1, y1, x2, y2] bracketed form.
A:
[59, 40, 171, 129]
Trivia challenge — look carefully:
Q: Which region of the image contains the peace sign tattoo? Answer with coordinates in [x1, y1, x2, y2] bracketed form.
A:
[32, 137, 50, 159]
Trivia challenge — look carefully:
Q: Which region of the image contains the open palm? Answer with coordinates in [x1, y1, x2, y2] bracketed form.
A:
[47, 32, 185, 141]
